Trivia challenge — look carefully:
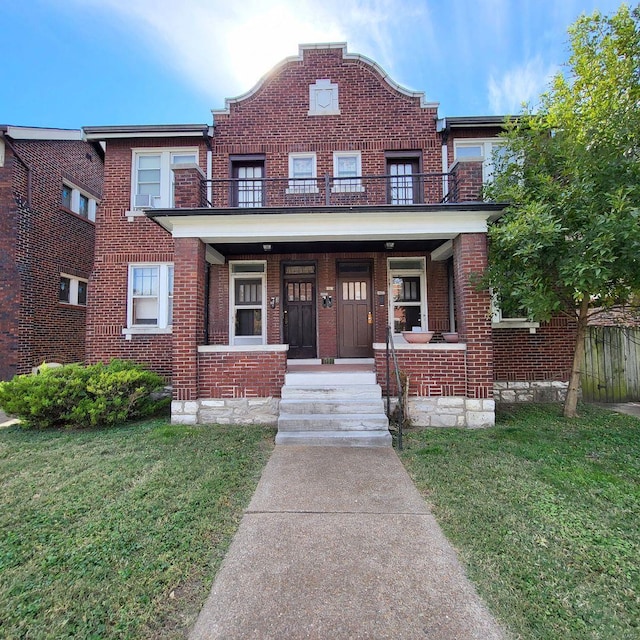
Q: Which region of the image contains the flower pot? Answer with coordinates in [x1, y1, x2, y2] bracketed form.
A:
[442, 332, 459, 343]
[402, 331, 434, 343]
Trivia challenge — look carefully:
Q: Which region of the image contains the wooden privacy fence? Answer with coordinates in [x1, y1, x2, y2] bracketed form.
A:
[581, 326, 640, 402]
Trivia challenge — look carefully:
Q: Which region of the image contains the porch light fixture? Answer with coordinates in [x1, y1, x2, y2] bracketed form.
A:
[385, 242, 395, 250]
[262, 244, 272, 252]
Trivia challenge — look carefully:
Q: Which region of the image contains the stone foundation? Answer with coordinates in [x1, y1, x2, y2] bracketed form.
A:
[172, 398, 280, 426]
[493, 380, 569, 404]
[399, 397, 496, 428]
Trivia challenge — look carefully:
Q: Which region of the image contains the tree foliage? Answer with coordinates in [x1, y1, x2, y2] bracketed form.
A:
[485, 4, 640, 416]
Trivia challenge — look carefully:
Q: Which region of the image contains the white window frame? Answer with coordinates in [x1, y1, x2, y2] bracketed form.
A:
[454, 138, 505, 182]
[59, 273, 88, 306]
[491, 290, 540, 330]
[388, 257, 428, 336]
[131, 148, 198, 210]
[62, 181, 98, 221]
[287, 152, 318, 194]
[124, 263, 174, 334]
[332, 151, 364, 192]
[229, 261, 267, 346]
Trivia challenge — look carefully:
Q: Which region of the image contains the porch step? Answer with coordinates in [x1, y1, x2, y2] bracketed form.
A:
[277, 367, 391, 447]
[275, 430, 392, 447]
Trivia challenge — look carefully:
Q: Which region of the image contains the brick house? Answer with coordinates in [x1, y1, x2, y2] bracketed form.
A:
[83, 44, 575, 442]
[0, 126, 104, 381]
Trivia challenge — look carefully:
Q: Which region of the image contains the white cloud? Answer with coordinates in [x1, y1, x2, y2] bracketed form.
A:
[488, 56, 558, 115]
[58, 0, 429, 107]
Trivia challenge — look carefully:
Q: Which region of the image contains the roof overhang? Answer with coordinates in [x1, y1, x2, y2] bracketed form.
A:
[146, 204, 505, 247]
[3, 126, 83, 141]
[83, 124, 212, 141]
[436, 116, 516, 133]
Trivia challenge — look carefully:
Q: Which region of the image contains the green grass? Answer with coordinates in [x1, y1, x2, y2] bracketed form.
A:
[401, 403, 640, 640]
[0, 419, 275, 639]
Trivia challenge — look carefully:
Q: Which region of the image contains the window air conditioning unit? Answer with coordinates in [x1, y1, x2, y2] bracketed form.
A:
[134, 194, 156, 209]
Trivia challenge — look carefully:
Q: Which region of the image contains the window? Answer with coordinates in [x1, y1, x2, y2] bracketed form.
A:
[454, 139, 505, 182]
[388, 258, 427, 334]
[386, 154, 422, 204]
[287, 153, 317, 193]
[231, 157, 265, 207]
[61, 183, 97, 221]
[491, 290, 540, 329]
[132, 148, 198, 209]
[127, 264, 174, 330]
[332, 151, 363, 192]
[59, 274, 88, 306]
[230, 262, 266, 345]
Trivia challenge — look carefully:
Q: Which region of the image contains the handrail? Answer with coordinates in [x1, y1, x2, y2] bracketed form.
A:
[200, 172, 457, 209]
[386, 325, 405, 450]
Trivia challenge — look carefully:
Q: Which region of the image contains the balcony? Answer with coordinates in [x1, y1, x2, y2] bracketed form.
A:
[200, 172, 468, 210]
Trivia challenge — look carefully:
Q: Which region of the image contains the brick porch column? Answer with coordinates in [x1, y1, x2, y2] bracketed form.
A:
[453, 233, 494, 399]
[172, 237, 206, 404]
[172, 163, 206, 208]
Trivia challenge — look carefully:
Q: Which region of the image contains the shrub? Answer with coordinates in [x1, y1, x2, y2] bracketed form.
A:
[0, 360, 168, 429]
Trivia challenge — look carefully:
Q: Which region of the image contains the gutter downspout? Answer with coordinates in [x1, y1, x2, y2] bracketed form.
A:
[2, 131, 33, 209]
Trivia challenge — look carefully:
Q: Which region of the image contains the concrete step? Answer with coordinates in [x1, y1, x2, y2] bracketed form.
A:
[284, 371, 377, 386]
[278, 398, 386, 415]
[277, 414, 390, 432]
[275, 430, 392, 447]
[281, 384, 382, 400]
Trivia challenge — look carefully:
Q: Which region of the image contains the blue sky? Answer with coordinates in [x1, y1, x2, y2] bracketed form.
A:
[3, 0, 627, 129]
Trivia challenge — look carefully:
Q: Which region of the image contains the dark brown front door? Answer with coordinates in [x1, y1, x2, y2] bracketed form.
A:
[283, 271, 317, 359]
[337, 262, 373, 358]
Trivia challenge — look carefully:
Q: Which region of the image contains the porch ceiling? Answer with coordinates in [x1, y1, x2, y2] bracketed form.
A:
[147, 204, 504, 246]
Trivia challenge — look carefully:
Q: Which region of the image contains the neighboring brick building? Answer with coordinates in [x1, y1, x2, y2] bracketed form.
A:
[83, 43, 575, 432]
[0, 126, 103, 380]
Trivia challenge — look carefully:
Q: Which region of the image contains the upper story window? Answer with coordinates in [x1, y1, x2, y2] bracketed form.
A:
[61, 182, 97, 221]
[332, 151, 363, 192]
[386, 152, 422, 205]
[454, 139, 505, 182]
[132, 148, 198, 209]
[231, 156, 265, 208]
[126, 263, 174, 331]
[288, 153, 317, 193]
[59, 274, 88, 306]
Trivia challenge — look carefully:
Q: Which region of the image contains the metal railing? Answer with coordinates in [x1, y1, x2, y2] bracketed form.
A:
[385, 325, 405, 451]
[201, 172, 458, 209]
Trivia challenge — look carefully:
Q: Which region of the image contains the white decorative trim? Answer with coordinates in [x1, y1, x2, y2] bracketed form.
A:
[308, 79, 340, 116]
[373, 342, 466, 351]
[212, 43, 438, 117]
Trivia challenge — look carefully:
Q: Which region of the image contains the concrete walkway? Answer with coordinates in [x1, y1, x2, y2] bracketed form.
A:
[189, 446, 506, 639]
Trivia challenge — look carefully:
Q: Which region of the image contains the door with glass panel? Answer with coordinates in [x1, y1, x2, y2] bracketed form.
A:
[283, 264, 317, 359]
[387, 159, 421, 205]
[337, 262, 373, 358]
[232, 161, 264, 207]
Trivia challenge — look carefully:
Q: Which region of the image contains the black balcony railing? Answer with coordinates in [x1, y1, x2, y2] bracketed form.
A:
[200, 172, 459, 209]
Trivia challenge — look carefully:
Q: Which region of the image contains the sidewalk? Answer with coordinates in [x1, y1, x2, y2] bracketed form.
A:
[189, 446, 506, 640]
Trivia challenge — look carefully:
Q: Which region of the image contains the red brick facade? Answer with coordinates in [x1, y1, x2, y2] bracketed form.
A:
[0, 131, 103, 380]
[83, 44, 575, 423]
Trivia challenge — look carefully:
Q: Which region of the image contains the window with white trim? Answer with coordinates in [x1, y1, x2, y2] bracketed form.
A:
[388, 258, 427, 335]
[491, 290, 540, 329]
[61, 182, 98, 221]
[127, 264, 174, 329]
[59, 274, 88, 306]
[287, 153, 317, 193]
[332, 151, 363, 192]
[230, 262, 266, 345]
[454, 139, 505, 182]
[132, 148, 198, 209]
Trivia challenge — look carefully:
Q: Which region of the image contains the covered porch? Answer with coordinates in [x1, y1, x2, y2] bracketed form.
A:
[152, 165, 502, 430]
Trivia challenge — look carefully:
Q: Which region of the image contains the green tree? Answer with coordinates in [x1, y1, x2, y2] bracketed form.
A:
[485, 4, 640, 417]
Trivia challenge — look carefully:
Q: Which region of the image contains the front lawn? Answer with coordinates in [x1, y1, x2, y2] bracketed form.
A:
[0, 420, 274, 639]
[401, 403, 640, 640]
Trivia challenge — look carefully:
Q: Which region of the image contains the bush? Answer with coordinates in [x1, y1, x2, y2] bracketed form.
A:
[0, 360, 168, 429]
